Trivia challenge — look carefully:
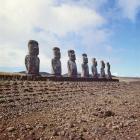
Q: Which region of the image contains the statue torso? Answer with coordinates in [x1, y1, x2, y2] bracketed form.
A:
[52, 58, 61, 75]
[82, 63, 89, 77]
[25, 55, 40, 75]
[68, 60, 77, 77]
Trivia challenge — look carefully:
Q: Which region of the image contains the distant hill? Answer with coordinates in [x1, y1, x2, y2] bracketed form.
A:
[118, 77, 140, 83]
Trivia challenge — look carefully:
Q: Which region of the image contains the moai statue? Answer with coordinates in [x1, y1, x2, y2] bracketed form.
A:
[107, 62, 112, 79]
[67, 50, 77, 77]
[81, 53, 89, 78]
[91, 58, 98, 78]
[100, 60, 106, 78]
[51, 47, 62, 76]
[25, 40, 40, 75]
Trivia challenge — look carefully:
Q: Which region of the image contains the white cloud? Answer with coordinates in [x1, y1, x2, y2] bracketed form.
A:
[47, 4, 105, 36]
[79, 28, 112, 49]
[105, 45, 113, 53]
[0, 0, 108, 73]
[118, 0, 140, 21]
[0, 0, 105, 38]
[0, 43, 25, 67]
[54, 0, 108, 10]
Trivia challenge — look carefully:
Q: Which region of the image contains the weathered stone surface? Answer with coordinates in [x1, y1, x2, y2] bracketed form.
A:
[100, 60, 106, 78]
[51, 47, 61, 76]
[91, 58, 98, 78]
[67, 50, 77, 77]
[107, 62, 112, 79]
[25, 40, 40, 75]
[81, 53, 89, 78]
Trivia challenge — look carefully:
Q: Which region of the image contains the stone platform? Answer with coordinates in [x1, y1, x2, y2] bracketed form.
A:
[0, 74, 119, 82]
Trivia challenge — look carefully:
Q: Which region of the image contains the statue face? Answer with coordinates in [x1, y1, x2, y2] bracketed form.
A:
[83, 54, 88, 64]
[92, 58, 96, 64]
[53, 48, 61, 59]
[68, 50, 76, 61]
[107, 62, 110, 67]
[101, 61, 103, 65]
[101, 61, 105, 68]
[28, 40, 39, 56]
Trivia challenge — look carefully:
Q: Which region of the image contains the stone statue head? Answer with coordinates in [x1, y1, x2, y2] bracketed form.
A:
[92, 58, 97, 67]
[82, 53, 88, 64]
[53, 47, 61, 59]
[92, 58, 96, 64]
[28, 40, 39, 56]
[68, 50, 76, 61]
[107, 62, 110, 67]
[101, 60, 105, 68]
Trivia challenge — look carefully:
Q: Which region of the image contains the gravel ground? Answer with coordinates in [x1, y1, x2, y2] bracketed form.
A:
[0, 80, 140, 140]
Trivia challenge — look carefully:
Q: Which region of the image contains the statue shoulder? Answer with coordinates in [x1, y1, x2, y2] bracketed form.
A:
[67, 60, 71, 64]
[95, 61, 97, 66]
[51, 58, 54, 62]
[37, 57, 40, 62]
[25, 55, 30, 62]
[25, 55, 30, 58]
[81, 63, 84, 68]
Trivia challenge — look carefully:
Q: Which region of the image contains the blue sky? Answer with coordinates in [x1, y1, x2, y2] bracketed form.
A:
[0, 0, 140, 77]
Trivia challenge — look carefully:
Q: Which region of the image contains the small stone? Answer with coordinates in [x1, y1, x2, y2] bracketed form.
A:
[25, 124, 32, 130]
[36, 125, 44, 129]
[95, 107, 101, 111]
[43, 123, 48, 128]
[29, 131, 35, 135]
[106, 123, 112, 128]
[110, 136, 116, 140]
[129, 115, 136, 119]
[60, 131, 65, 136]
[104, 110, 115, 117]
[93, 127, 107, 135]
[18, 112, 22, 116]
[67, 122, 75, 128]
[124, 120, 136, 127]
[112, 125, 120, 130]
[82, 127, 87, 132]
[80, 114, 89, 122]
[7, 127, 16, 132]
[101, 123, 106, 127]
[90, 117, 96, 122]
[52, 129, 59, 136]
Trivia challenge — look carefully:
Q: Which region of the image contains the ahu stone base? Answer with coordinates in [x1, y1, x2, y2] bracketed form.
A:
[0, 74, 119, 82]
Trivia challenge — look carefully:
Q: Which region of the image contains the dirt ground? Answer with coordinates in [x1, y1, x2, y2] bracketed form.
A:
[0, 80, 140, 140]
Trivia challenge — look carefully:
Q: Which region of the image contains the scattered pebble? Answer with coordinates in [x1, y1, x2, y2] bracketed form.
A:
[6, 127, 16, 132]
